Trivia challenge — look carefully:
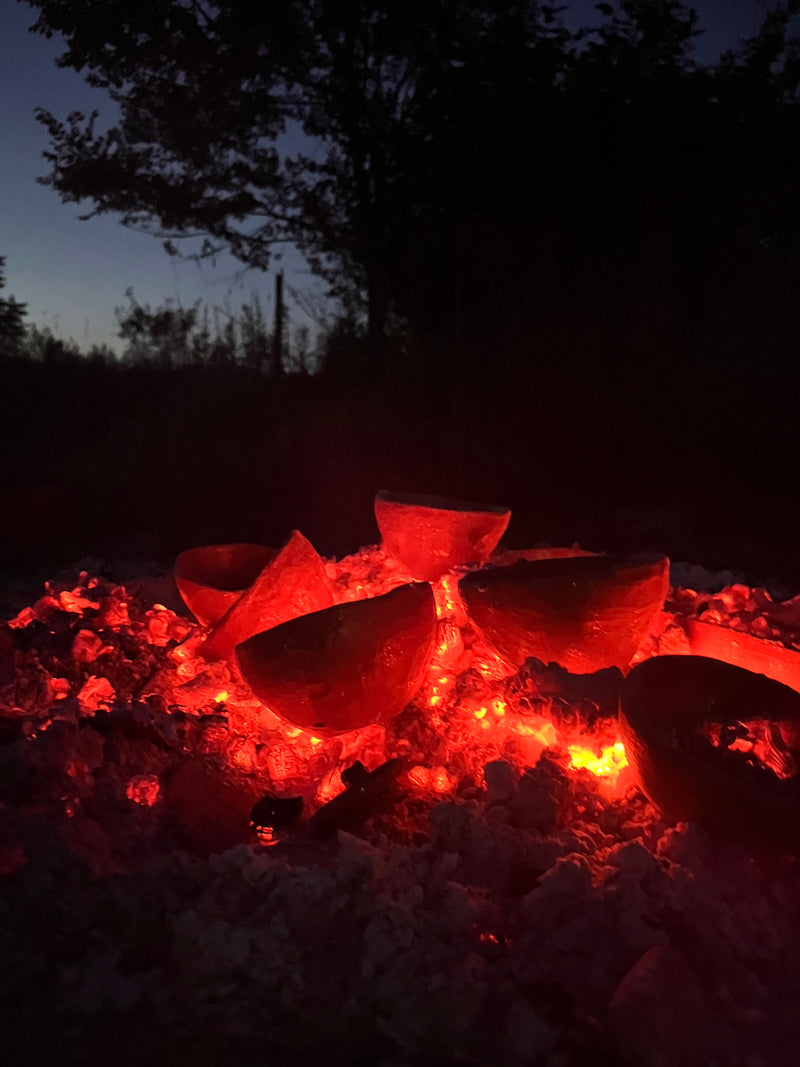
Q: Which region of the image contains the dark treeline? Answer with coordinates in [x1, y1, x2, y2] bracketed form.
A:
[4, 1, 800, 581]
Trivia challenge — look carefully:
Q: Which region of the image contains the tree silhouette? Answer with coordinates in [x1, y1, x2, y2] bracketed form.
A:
[24, 1, 569, 359]
[0, 257, 28, 358]
[22, 0, 800, 377]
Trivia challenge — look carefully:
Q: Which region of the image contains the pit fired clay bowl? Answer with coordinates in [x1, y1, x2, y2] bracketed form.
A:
[685, 619, 800, 695]
[375, 490, 511, 581]
[459, 552, 669, 673]
[175, 543, 276, 626]
[236, 582, 437, 736]
[620, 655, 800, 851]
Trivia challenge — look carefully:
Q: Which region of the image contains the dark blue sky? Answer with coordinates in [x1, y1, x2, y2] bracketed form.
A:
[0, 0, 773, 354]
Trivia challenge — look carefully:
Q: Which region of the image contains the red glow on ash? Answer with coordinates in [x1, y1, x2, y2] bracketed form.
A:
[4, 517, 700, 843]
[126, 774, 161, 807]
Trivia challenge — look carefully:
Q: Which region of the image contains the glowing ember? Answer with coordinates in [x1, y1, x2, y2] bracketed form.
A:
[76, 675, 115, 711]
[126, 774, 161, 807]
[7, 524, 800, 1067]
[568, 741, 629, 779]
[700, 719, 797, 779]
[515, 719, 558, 745]
[48, 677, 70, 701]
[317, 768, 343, 803]
[0, 535, 651, 843]
[407, 764, 457, 793]
[21, 515, 800, 855]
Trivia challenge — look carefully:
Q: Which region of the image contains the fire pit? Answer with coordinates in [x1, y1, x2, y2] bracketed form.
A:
[620, 654, 800, 851]
[2, 493, 800, 1066]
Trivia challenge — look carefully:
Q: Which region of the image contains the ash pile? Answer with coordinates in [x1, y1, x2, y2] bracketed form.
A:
[1, 509, 800, 1065]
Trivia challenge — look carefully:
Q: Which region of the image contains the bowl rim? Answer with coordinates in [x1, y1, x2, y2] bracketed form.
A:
[375, 489, 510, 515]
[175, 542, 276, 592]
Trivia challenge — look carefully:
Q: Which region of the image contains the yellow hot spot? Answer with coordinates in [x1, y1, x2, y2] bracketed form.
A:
[285, 726, 302, 739]
[214, 690, 229, 703]
[568, 741, 628, 778]
[493, 699, 507, 717]
[474, 706, 488, 720]
[431, 766, 453, 792]
[516, 720, 558, 746]
[429, 693, 440, 707]
[441, 575, 457, 607]
[310, 736, 323, 746]
[433, 574, 460, 618]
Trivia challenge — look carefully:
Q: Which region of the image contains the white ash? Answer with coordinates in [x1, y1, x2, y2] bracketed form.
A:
[1, 563, 800, 1066]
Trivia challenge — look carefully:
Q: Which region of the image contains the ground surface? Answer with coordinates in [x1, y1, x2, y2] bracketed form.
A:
[2, 549, 800, 1066]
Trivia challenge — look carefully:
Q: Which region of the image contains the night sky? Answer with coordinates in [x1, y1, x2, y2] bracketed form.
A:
[0, 0, 772, 355]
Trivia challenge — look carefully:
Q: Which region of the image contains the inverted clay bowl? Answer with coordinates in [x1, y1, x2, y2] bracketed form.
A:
[620, 655, 800, 850]
[459, 552, 669, 673]
[375, 490, 511, 581]
[175, 543, 276, 626]
[236, 582, 437, 736]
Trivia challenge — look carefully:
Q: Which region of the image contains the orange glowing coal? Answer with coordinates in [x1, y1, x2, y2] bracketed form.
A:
[568, 741, 629, 780]
[13, 490, 800, 852]
[161, 492, 649, 827]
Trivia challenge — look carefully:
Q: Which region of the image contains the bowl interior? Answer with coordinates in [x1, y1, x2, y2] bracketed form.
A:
[620, 655, 800, 849]
[175, 543, 276, 592]
[623, 655, 800, 738]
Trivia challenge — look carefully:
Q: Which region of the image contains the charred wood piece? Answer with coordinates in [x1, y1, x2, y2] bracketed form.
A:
[308, 758, 407, 838]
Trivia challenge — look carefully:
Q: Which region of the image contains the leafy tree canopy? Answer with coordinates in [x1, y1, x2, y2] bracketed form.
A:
[23, 2, 579, 336]
[22, 0, 800, 360]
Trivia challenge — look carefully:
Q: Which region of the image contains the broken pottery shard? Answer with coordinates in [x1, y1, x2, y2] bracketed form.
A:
[175, 542, 276, 626]
[685, 618, 800, 694]
[236, 582, 437, 736]
[374, 490, 510, 581]
[619, 655, 800, 851]
[200, 530, 333, 662]
[459, 553, 669, 673]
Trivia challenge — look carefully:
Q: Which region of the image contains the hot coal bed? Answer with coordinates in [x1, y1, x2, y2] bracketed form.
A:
[2, 492, 800, 1067]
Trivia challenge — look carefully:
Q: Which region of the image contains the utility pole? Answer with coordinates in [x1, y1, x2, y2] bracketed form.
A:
[273, 270, 284, 374]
